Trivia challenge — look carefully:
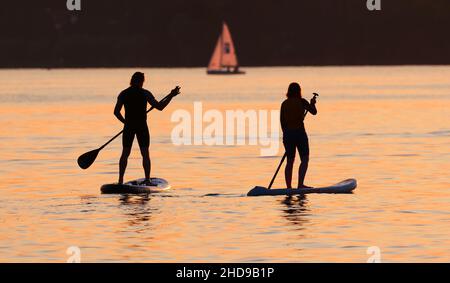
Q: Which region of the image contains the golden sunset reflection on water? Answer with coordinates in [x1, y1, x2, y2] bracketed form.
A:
[0, 67, 449, 262]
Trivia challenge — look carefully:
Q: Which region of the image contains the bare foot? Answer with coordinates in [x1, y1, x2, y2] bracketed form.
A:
[298, 185, 313, 189]
[144, 179, 157, 186]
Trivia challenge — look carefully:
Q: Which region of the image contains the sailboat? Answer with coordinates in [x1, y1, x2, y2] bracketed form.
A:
[207, 22, 245, 75]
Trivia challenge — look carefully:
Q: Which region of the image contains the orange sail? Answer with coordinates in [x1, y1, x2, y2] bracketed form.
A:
[207, 22, 244, 74]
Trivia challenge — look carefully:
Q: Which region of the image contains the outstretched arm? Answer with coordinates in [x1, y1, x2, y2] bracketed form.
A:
[147, 86, 181, 111]
[114, 98, 126, 124]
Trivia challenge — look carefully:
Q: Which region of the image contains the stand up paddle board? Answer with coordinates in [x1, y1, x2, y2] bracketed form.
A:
[101, 178, 171, 194]
[247, 179, 357, 197]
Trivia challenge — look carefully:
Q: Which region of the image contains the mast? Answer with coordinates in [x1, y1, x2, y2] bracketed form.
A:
[219, 23, 223, 69]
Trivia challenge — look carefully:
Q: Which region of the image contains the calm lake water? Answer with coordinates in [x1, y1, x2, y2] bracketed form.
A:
[0, 66, 449, 262]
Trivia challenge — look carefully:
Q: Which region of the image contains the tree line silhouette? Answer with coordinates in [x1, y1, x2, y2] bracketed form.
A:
[0, 0, 449, 68]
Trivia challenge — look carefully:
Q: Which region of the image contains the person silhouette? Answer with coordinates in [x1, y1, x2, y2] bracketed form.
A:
[280, 82, 317, 189]
[114, 72, 180, 185]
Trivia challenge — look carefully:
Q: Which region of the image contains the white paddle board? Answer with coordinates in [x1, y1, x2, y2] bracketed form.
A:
[247, 179, 357, 197]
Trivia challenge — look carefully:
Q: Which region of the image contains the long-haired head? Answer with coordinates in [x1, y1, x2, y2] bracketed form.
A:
[130, 72, 145, 88]
[286, 82, 302, 98]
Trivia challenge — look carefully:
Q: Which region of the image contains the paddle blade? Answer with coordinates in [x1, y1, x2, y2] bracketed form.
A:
[77, 149, 100, 170]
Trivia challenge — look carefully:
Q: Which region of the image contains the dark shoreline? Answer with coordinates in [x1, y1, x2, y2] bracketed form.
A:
[1, 0, 449, 69]
[1, 64, 449, 70]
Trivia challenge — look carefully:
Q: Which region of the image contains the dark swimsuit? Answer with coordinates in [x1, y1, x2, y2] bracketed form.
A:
[280, 97, 317, 159]
[123, 123, 150, 148]
[117, 87, 157, 148]
[283, 129, 309, 159]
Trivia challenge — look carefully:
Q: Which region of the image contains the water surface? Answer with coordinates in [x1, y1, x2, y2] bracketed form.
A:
[0, 66, 449, 262]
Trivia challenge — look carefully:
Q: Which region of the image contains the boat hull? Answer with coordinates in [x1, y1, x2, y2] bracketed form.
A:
[207, 70, 246, 75]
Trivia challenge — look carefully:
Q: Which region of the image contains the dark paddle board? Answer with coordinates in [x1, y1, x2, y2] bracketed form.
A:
[101, 178, 171, 194]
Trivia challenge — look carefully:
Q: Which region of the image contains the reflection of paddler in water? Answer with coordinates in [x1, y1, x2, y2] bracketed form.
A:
[119, 195, 153, 227]
[280, 83, 317, 189]
[281, 195, 310, 229]
[114, 72, 181, 185]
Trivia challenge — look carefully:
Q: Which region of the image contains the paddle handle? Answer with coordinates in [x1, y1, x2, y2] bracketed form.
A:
[97, 94, 173, 151]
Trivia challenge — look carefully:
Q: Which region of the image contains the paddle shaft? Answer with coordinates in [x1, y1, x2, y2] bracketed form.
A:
[267, 94, 318, 189]
[267, 153, 287, 189]
[98, 94, 173, 151]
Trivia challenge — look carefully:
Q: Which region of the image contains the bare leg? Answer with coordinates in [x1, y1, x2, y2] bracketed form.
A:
[284, 157, 295, 189]
[119, 147, 132, 184]
[298, 154, 310, 188]
[140, 147, 151, 180]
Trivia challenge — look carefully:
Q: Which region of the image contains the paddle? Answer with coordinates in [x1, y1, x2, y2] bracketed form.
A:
[267, 93, 319, 189]
[77, 93, 175, 170]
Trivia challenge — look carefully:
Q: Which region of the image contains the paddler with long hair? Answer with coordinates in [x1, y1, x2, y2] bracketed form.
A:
[280, 82, 317, 189]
